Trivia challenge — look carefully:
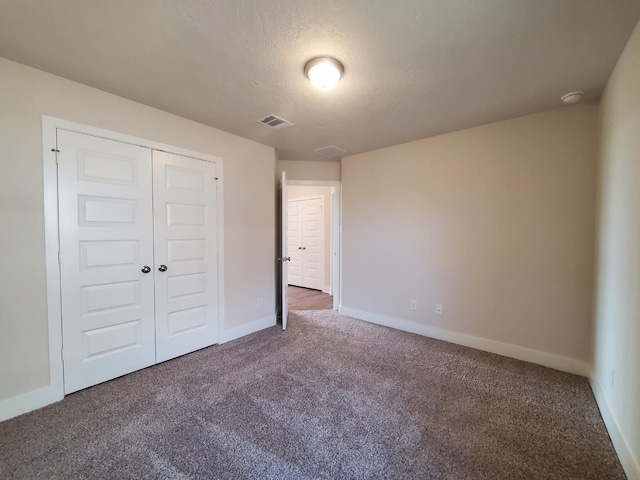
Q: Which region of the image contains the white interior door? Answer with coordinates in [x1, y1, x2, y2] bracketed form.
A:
[287, 199, 303, 287]
[57, 130, 156, 394]
[153, 151, 219, 362]
[301, 198, 323, 290]
[281, 171, 289, 330]
[286, 196, 324, 290]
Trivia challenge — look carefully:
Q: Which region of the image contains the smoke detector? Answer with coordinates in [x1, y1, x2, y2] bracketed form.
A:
[561, 91, 584, 104]
[258, 114, 293, 129]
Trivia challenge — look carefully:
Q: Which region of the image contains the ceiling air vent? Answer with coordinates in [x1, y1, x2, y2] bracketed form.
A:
[314, 145, 347, 158]
[258, 114, 293, 129]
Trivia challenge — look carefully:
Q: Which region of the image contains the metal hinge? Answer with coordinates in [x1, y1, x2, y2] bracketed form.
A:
[58, 251, 61, 264]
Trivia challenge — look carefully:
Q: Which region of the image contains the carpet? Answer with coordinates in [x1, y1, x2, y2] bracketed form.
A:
[0, 310, 625, 479]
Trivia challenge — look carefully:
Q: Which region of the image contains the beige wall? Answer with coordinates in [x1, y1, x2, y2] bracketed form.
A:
[342, 104, 598, 364]
[593, 20, 640, 478]
[0, 58, 275, 402]
[278, 160, 340, 182]
[288, 186, 333, 290]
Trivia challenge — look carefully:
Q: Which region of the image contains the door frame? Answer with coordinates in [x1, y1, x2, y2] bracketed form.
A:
[286, 180, 341, 310]
[42, 115, 225, 401]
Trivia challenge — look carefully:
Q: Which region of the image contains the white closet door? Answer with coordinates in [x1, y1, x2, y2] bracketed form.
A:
[287, 197, 324, 290]
[287, 199, 303, 287]
[153, 151, 219, 362]
[301, 198, 323, 290]
[57, 130, 156, 394]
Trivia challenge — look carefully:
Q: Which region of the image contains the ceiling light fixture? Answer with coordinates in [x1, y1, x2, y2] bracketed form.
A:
[304, 57, 344, 90]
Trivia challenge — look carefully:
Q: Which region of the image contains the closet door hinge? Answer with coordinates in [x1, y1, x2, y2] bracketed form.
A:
[58, 251, 61, 264]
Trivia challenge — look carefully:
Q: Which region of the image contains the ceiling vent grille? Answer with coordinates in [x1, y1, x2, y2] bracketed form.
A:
[314, 145, 347, 158]
[258, 114, 293, 129]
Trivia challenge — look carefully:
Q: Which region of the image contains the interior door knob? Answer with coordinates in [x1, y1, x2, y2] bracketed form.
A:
[283, 257, 291, 262]
[141, 266, 151, 274]
[158, 265, 168, 272]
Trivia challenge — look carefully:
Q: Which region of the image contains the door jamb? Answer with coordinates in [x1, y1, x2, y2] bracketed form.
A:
[42, 115, 225, 402]
[285, 180, 341, 310]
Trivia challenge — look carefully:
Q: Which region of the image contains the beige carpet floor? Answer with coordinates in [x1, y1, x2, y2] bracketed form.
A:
[0, 310, 625, 479]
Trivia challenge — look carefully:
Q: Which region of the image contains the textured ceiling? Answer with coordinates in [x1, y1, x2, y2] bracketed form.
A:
[1, 1, 639, 161]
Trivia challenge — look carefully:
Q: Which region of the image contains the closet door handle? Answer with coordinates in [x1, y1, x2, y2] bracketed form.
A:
[158, 265, 168, 272]
[141, 266, 151, 274]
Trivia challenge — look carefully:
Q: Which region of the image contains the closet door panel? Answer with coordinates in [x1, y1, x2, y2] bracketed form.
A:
[153, 151, 219, 362]
[286, 197, 324, 290]
[287, 199, 303, 287]
[301, 199, 323, 290]
[57, 130, 156, 394]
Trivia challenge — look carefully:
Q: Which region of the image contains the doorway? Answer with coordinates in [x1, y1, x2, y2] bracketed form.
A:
[286, 183, 338, 311]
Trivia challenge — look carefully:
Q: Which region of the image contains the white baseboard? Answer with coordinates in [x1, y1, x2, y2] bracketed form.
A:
[322, 285, 331, 295]
[221, 315, 276, 343]
[339, 306, 591, 376]
[0, 384, 64, 423]
[590, 375, 640, 480]
[1, 316, 275, 423]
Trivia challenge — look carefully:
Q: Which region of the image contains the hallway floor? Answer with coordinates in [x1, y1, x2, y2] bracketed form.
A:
[288, 286, 333, 310]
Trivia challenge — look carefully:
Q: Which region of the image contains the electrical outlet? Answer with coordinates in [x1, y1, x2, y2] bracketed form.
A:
[436, 304, 443, 315]
[257, 297, 263, 308]
[410, 300, 417, 311]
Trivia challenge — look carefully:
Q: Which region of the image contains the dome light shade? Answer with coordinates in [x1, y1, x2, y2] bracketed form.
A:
[561, 91, 584, 104]
[304, 57, 344, 90]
